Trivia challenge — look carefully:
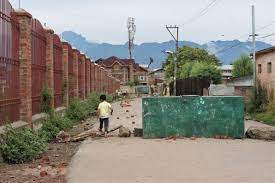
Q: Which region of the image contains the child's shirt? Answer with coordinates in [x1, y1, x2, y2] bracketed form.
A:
[98, 101, 112, 119]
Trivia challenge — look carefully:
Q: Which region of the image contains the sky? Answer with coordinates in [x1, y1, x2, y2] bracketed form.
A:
[9, 0, 275, 45]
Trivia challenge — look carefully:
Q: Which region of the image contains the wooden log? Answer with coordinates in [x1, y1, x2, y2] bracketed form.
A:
[107, 125, 123, 134]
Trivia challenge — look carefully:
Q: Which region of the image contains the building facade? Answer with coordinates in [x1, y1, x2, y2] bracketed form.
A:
[219, 65, 233, 83]
[96, 56, 149, 85]
[256, 47, 275, 102]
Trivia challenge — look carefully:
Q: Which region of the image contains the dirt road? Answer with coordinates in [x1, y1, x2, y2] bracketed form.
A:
[67, 98, 275, 183]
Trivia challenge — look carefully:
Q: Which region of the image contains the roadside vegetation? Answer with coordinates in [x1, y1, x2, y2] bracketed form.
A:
[246, 82, 275, 126]
[0, 92, 114, 164]
[232, 54, 253, 78]
[164, 46, 222, 84]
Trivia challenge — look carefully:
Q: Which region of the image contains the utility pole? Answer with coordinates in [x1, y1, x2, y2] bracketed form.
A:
[251, 5, 257, 95]
[127, 17, 136, 59]
[166, 25, 179, 96]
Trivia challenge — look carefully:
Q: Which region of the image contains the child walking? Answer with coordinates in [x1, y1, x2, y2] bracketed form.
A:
[97, 95, 113, 134]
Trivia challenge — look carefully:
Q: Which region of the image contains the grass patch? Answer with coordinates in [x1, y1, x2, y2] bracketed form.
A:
[250, 112, 275, 126]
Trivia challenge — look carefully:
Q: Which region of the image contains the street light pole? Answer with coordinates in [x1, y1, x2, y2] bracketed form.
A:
[166, 25, 179, 96]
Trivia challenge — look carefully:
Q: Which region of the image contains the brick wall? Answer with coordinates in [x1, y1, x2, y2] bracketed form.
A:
[256, 52, 275, 102]
[0, 8, 120, 125]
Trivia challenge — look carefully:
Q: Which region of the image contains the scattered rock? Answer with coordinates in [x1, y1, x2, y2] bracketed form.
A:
[132, 121, 135, 124]
[119, 127, 131, 137]
[117, 117, 120, 119]
[84, 126, 90, 131]
[131, 115, 135, 118]
[246, 126, 275, 140]
[37, 165, 42, 170]
[56, 131, 71, 143]
[126, 110, 129, 113]
[133, 128, 143, 137]
[190, 137, 197, 140]
[40, 170, 48, 177]
[41, 156, 50, 163]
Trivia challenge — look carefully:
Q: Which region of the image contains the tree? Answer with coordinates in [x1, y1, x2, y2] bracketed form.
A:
[232, 55, 253, 77]
[189, 62, 222, 84]
[164, 46, 221, 83]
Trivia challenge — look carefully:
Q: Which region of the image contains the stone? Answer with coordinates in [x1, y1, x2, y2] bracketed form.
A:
[56, 131, 71, 143]
[40, 170, 48, 177]
[133, 128, 143, 137]
[119, 127, 131, 137]
[246, 126, 275, 140]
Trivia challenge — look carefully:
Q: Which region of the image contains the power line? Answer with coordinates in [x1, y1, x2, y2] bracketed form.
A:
[183, 0, 221, 25]
[213, 21, 275, 55]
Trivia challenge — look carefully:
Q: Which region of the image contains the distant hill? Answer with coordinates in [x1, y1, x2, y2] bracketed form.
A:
[61, 31, 272, 69]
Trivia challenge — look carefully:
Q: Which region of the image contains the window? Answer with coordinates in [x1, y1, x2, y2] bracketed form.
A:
[258, 64, 262, 73]
[268, 62, 272, 73]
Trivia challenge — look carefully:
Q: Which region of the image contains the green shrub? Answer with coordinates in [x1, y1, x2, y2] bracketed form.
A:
[0, 126, 47, 164]
[66, 98, 89, 121]
[106, 94, 114, 103]
[41, 86, 54, 114]
[266, 103, 275, 116]
[87, 92, 100, 111]
[39, 114, 73, 141]
[246, 82, 268, 113]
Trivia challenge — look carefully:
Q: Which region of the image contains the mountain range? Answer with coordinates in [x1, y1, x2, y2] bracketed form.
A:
[61, 31, 272, 69]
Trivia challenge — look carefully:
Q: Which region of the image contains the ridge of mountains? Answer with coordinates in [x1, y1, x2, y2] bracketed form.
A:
[61, 31, 272, 69]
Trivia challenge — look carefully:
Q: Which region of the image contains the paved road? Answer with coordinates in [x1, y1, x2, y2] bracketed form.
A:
[67, 98, 275, 183]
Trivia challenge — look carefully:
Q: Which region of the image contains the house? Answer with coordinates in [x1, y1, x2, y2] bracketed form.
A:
[219, 65, 233, 83]
[255, 47, 275, 102]
[149, 68, 165, 85]
[227, 76, 253, 100]
[96, 56, 149, 85]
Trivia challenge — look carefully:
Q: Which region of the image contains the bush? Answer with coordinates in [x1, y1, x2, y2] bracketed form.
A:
[66, 98, 89, 121]
[39, 114, 73, 141]
[0, 126, 47, 164]
[87, 92, 100, 112]
[246, 82, 268, 113]
[41, 86, 54, 114]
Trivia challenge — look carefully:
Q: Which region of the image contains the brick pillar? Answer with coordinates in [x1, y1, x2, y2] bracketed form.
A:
[62, 42, 69, 107]
[90, 62, 94, 93]
[73, 50, 79, 97]
[80, 54, 86, 98]
[14, 10, 33, 126]
[94, 64, 98, 92]
[45, 28, 54, 109]
[86, 59, 91, 96]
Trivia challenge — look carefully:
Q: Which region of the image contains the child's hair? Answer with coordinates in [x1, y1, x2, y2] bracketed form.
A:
[100, 94, 106, 101]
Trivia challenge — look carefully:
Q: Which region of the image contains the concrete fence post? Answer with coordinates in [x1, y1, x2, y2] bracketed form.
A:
[14, 9, 33, 127]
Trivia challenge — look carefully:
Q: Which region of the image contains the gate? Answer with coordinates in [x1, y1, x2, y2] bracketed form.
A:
[170, 77, 210, 96]
[0, 0, 20, 124]
[31, 18, 46, 115]
[53, 34, 63, 108]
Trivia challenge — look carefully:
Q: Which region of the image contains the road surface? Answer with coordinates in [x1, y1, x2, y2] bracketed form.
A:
[67, 98, 275, 183]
